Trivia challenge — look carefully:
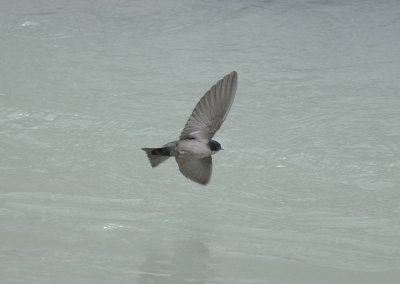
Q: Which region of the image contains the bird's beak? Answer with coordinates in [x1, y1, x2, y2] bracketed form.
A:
[221, 148, 224, 150]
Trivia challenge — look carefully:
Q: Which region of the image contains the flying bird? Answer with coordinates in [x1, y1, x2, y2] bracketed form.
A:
[142, 71, 238, 185]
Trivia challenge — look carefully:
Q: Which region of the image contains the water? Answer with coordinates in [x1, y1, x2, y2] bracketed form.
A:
[1, 0, 400, 283]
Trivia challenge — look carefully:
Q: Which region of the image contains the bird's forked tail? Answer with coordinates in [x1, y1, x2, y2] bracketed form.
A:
[141, 147, 171, 168]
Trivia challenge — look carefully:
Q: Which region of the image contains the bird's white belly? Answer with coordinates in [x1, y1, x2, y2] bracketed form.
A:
[177, 140, 211, 158]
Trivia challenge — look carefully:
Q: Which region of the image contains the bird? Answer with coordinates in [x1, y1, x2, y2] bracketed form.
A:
[142, 71, 238, 185]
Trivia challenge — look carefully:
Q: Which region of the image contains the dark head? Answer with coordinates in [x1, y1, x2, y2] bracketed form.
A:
[209, 140, 222, 153]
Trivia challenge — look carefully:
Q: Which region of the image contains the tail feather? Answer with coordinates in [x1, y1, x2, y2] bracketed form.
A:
[142, 147, 171, 168]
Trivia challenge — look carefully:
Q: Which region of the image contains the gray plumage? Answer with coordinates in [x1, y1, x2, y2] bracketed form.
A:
[142, 71, 238, 185]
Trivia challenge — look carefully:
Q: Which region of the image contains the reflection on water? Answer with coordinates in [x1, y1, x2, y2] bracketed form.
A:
[139, 240, 212, 284]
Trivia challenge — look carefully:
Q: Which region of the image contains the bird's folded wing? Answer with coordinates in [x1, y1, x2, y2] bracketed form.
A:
[175, 156, 212, 185]
[180, 71, 237, 141]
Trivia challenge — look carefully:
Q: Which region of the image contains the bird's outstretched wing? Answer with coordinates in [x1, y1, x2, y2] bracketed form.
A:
[180, 71, 237, 141]
[175, 156, 212, 185]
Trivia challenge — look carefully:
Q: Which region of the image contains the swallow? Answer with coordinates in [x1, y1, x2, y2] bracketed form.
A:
[142, 71, 238, 185]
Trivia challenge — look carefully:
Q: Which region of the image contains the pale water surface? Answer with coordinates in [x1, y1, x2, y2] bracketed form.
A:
[1, 0, 400, 283]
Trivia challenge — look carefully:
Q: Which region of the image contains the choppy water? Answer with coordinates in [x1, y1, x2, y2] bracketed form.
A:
[1, 0, 400, 283]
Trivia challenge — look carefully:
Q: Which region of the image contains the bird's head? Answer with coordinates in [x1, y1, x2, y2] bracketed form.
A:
[209, 140, 223, 153]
